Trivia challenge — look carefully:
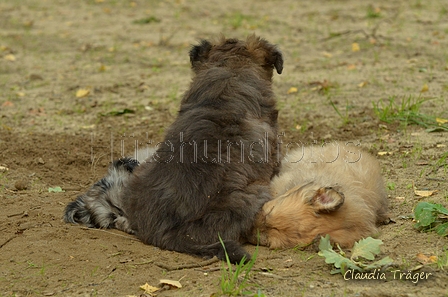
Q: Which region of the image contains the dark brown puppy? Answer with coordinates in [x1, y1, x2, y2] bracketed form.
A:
[122, 35, 282, 262]
[64, 35, 281, 263]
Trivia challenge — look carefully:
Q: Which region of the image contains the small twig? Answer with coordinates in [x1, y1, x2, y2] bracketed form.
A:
[62, 187, 83, 192]
[258, 271, 289, 280]
[154, 256, 219, 271]
[320, 29, 369, 41]
[257, 271, 301, 284]
[0, 235, 17, 249]
[132, 260, 154, 266]
[194, 267, 221, 273]
[80, 227, 140, 241]
[7, 211, 25, 218]
[100, 267, 117, 282]
[426, 177, 446, 182]
[4, 188, 16, 193]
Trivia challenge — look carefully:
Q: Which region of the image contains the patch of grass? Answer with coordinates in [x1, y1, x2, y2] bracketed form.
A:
[329, 100, 354, 125]
[401, 159, 408, 169]
[366, 5, 381, 18]
[229, 13, 249, 29]
[436, 248, 448, 270]
[419, 168, 426, 178]
[372, 96, 448, 131]
[0, 173, 10, 191]
[91, 266, 100, 277]
[26, 261, 47, 276]
[226, 13, 263, 30]
[27, 261, 38, 269]
[434, 151, 448, 172]
[387, 181, 396, 190]
[132, 16, 160, 25]
[218, 237, 262, 296]
[167, 86, 179, 102]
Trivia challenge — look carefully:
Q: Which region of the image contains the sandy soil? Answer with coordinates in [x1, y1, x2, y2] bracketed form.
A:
[1, 0, 447, 296]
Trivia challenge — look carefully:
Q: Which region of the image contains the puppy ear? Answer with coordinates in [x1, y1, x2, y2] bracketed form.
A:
[189, 40, 212, 68]
[311, 187, 345, 213]
[271, 49, 283, 74]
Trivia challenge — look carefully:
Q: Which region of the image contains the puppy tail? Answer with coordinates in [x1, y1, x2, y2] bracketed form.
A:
[63, 157, 139, 233]
[63, 195, 94, 227]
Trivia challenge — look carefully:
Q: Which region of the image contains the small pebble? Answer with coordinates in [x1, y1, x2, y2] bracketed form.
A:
[37, 157, 45, 165]
[0, 165, 8, 172]
[14, 180, 28, 191]
[284, 261, 294, 268]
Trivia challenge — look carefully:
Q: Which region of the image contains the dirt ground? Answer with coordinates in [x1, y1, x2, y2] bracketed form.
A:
[1, 0, 448, 296]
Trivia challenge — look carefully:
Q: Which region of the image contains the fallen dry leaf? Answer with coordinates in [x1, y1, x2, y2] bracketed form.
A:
[2, 101, 14, 107]
[436, 117, 448, 124]
[414, 189, 438, 197]
[139, 283, 159, 295]
[358, 81, 368, 88]
[308, 80, 334, 92]
[377, 151, 393, 156]
[420, 83, 429, 93]
[4, 54, 16, 61]
[287, 87, 298, 94]
[322, 51, 333, 58]
[413, 181, 438, 197]
[28, 107, 45, 115]
[416, 253, 437, 265]
[352, 42, 360, 52]
[159, 279, 182, 288]
[76, 88, 90, 98]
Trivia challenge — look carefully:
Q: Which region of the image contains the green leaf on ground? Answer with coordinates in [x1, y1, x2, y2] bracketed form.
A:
[48, 186, 64, 193]
[414, 202, 448, 236]
[318, 235, 393, 275]
[351, 237, 383, 261]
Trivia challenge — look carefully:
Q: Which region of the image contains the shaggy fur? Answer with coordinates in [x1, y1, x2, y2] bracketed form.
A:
[63, 157, 140, 234]
[248, 141, 389, 249]
[64, 35, 283, 263]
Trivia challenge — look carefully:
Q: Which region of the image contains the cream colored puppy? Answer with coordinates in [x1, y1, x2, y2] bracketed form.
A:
[249, 141, 389, 249]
